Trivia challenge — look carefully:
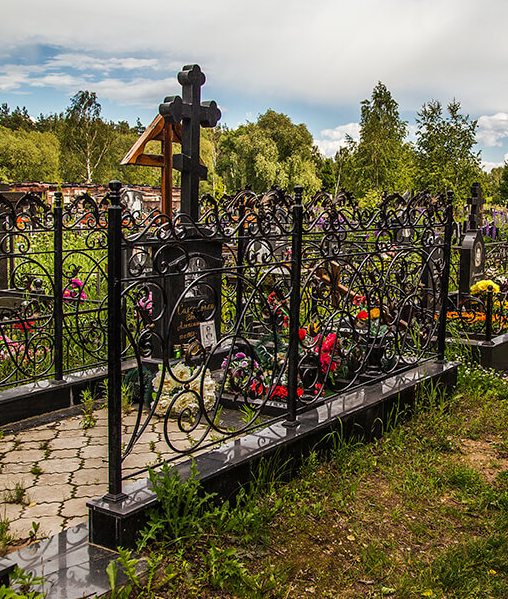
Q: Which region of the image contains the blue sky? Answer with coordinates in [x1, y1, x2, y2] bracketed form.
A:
[2, 0, 508, 171]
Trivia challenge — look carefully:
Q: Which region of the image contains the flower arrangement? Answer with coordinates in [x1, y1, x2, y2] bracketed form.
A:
[137, 290, 153, 314]
[470, 279, 500, 297]
[250, 380, 305, 401]
[0, 334, 43, 362]
[152, 362, 216, 417]
[221, 352, 264, 394]
[267, 292, 289, 327]
[63, 278, 87, 300]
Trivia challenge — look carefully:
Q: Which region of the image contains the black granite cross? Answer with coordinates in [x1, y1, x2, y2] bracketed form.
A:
[467, 182, 484, 230]
[159, 65, 221, 221]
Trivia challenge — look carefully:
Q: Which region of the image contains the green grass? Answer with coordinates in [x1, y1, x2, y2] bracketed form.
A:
[113, 360, 508, 598]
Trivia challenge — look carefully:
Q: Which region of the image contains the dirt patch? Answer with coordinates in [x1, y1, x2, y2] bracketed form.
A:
[459, 437, 508, 482]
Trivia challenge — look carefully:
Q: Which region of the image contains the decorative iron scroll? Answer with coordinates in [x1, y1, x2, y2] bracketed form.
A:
[115, 187, 452, 470]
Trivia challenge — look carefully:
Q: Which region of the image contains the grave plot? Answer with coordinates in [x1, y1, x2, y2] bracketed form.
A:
[0, 190, 112, 422]
[100, 180, 453, 489]
[445, 184, 508, 369]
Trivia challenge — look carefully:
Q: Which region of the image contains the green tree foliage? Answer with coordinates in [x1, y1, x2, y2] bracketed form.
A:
[217, 110, 321, 195]
[320, 158, 336, 193]
[59, 91, 113, 183]
[0, 104, 35, 131]
[497, 163, 508, 204]
[199, 126, 225, 199]
[353, 82, 410, 195]
[415, 100, 481, 200]
[0, 126, 60, 182]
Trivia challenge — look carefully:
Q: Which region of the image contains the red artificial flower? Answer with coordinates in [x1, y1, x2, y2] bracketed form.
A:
[322, 333, 336, 352]
[250, 381, 266, 395]
[297, 388, 304, 397]
[357, 310, 368, 321]
[353, 294, 366, 306]
[299, 328, 307, 341]
[270, 385, 288, 399]
[13, 320, 34, 332]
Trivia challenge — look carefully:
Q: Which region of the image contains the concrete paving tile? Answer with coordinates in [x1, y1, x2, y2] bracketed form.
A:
[17, 429, 56, 442]
[123, 454, 156, 470]
[49, 436, 88, 450]
[0, 440, 21, 453]
[0, 502, 24, 521]
[136, 432, 161, 443]
[70, 468, 107, 486]
[1, 449, 46, 464]
[0, 470, 36, 488]
[38, 457, 82, 475]
[63, 515, 87, 530]
[43, 448, 79, 460]
[7, 518, 34, 539]
[83, 426, 108, 437]
[57, 417, 85, 431]
[72, 484, 106, 499]
[35, 472, 72, 486]
[79, 445, 108, 460]
[59, 497, 91, 519]
[81, 457, 107, 470]
[27, 484, 74, 504]
[22, 515, 65, 539]
[22, 502, 61, 520]
[1, 463, 33, 476]
[9, 441, 44, 451]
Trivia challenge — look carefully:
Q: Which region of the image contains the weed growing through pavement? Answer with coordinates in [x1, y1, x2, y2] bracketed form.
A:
[3, 482, 28, 505]
[0, 511, 12, 556]
[80, 387, 97, 429]
[121, 382, 133, 414]
[30, 463, 43, 476]
[28, 522, 41, 544]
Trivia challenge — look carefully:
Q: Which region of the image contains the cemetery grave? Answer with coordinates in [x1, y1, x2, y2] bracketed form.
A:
[0, 64, 505, 596]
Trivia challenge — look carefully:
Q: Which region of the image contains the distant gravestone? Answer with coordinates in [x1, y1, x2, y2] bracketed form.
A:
[459, 183, 485, 295]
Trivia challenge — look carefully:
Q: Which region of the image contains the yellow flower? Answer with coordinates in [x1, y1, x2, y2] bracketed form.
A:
[370, 308, 381, 319]
[470, 279, 500, 296]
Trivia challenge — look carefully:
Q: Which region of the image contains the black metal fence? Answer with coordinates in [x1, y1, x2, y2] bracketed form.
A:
[1, 182, 457, 499]
[0, 191, 110, 389]
[104, 183, 453, 497]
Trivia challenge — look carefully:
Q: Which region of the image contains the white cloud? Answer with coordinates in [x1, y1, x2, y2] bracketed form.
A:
[315, 123, 360, 157]
[3, 0, 508, 115]
[477, 113, 508, 147]
[482, 161, 503, 173]
[46, 54, 161, 73]
[91, 77, 179, 105]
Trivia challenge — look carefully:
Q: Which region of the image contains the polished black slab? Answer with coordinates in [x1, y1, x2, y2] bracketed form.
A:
[89, 360, 457, 550]
[0, 523, 144, 598]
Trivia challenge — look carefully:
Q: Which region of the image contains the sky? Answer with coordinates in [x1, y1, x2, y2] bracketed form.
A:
[2, 0, 508, 172]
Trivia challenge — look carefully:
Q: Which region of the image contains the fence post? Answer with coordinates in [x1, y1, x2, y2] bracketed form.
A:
[53, 191, 64, 381]
[105, 180, 126, 501]
[484, 285, 494, 345]
[235, 199, 245, 329]
[284, 186, 303, 427]
[437, 191, 454, 361]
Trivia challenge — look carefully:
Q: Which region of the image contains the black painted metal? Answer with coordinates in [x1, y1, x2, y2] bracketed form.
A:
[159, 64, 221, 221]
[103, 184, 453, 490]
[286, 189, 303, 425]
[485, 286, 494, 344]
[105, 181, 126, 501]
[438, 191, 454, 361]
[53, 191, 64, 381]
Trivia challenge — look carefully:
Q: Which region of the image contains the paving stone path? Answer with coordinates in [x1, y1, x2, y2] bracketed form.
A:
[0, 408, 211, 544]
